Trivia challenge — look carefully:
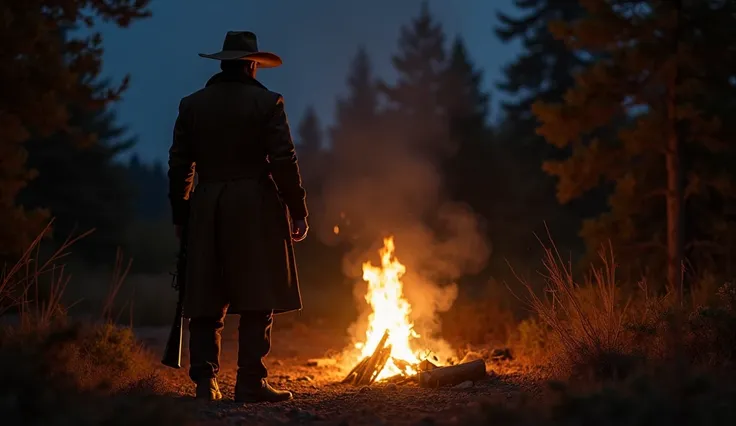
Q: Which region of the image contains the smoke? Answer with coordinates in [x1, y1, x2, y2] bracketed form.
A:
[313, 109, 491, 356]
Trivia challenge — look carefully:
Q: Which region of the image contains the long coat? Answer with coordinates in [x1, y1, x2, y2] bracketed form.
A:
[168, 70, 308, 318]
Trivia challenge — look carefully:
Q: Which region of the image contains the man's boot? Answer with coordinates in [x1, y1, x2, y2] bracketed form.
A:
[235, 311, 291, 402]
[189, 316, 225, 402]
[195, 377, 223, 401]
[234, 378, 292, 403]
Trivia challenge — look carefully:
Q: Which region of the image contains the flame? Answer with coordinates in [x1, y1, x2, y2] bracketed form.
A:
[353, 236, 422, 380]
[333, 225, 340, 235]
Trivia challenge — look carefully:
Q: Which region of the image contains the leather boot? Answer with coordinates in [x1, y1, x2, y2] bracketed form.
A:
[195, 378, 223, 401]
[234, 378, 293, 403]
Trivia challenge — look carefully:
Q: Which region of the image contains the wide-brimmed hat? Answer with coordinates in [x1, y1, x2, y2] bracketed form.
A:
[198, 31, 282, 68]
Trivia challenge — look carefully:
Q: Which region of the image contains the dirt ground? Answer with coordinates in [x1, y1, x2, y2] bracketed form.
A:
[136, 319, 539, 426]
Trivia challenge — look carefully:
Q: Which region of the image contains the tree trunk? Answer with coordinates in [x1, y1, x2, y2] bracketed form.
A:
[666, 0, 684, 306]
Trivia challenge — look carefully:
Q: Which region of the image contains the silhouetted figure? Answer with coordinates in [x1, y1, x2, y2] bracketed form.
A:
[168, 31, 309, 403]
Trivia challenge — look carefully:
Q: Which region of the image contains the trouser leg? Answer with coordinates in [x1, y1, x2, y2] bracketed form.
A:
[236, 310, 273, 384]
[188, 315, 226, 382]
[234, 310, 292, 402]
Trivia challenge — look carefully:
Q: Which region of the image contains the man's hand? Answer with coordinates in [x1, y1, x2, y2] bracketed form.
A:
[175, 225, 182, 240]
[291, 218, 308, 242]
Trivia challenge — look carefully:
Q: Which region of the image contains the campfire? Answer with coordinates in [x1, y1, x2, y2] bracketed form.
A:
[341, 237, 486, 388]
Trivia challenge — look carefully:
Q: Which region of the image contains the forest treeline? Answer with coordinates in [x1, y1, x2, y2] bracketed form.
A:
[3, 0, 735, 306]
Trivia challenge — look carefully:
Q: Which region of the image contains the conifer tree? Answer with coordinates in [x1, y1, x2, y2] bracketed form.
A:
[329, 46, 380, 168]
[127, 155, 169, 221]
[323, 46, 381, 239]
[296, 105, 325, 202]
[533, 0, 736, 297]
[21, 83, 135, 264]
[297, 106, 323, 158]
[380, 1, 450, 157]
[333, 46, 378, 133]
[495, 0, 586, 144]
[440, 36, 494, 216]
[494, 0, 590, 254]
[0, 0, 150, 257]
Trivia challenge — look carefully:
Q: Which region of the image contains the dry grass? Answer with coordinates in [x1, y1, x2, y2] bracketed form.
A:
[509, 237, 641, 380]
[1, 220, 93, 325]
[448, 233, 736, 425]
[0, 220, 194, 426]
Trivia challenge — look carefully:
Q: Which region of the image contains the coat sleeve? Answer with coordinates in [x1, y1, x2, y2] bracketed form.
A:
[168, 98, 195, 226]
[265, 94, 308, 220]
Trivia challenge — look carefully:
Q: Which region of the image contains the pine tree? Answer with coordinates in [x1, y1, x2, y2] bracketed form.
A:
[296, 105, 324, 200]
[0, 1, 150, 258]
[533, 0, 736, 296]
[20, 82, 136, 264]
[380, 1, 450, 157]
[440, 36, 494, 216]
[127, 155, 169, 221]
[333, 46, 378, 132]
[494, 0, 591, 256]
[329, 46, 380, 164]
[323, 46, 381, 239]
[495, 0, 586, 143]
[297, 106, 323, 158]
[124, 155, 177, 274]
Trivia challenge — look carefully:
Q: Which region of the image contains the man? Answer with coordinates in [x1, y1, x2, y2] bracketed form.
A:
[168, 31, 309, 403]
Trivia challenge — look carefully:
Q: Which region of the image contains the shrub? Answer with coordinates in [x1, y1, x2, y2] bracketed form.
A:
[0, 322, 194, 426]
[513, 239, 641, 380]
[0, 221, 193, 426]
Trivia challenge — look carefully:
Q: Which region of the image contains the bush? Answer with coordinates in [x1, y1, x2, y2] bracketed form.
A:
[0, 322, 194, 426]
[514, 240, 640, 380]
[0, 221, 193, 425]
[509, 230, 736, 382]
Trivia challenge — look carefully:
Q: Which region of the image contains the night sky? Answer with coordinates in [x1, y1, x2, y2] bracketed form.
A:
[99, 0, 520, 163]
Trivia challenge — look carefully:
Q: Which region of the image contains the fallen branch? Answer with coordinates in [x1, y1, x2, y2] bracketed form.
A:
[418, 359, 486, 388]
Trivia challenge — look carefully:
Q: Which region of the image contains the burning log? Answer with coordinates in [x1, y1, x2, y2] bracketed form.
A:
[343, 330, 392, 386]
[418, 359, 438, 372]
[342, 357, 369, 384]
[418, 359, 487, 388]
[360, 344, 392, 386]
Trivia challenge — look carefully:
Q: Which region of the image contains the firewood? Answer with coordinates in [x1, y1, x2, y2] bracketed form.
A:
[365, 345, 392, 385]
[342, 356, 369, 384]
[354, 330, 390, 386]
[418, 359, 438, 372]
[418, 359, 487, 388]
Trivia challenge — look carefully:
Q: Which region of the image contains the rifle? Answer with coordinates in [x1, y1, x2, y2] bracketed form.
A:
[162, 224, 188, 369]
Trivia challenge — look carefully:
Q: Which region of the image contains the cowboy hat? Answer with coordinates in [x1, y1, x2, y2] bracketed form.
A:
[198, 31, 282, 68]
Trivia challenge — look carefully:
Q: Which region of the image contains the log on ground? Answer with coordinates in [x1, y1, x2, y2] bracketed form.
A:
[417, 359, 487, 388]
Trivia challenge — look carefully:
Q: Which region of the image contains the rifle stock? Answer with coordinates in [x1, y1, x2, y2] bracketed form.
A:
[162, 224, 188, 369]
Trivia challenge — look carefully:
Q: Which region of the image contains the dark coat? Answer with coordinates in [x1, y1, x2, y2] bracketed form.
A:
[168, 70, 308, 318]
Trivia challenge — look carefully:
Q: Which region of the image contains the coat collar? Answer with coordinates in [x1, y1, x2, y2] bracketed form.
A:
[205, 70, 268, 90]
